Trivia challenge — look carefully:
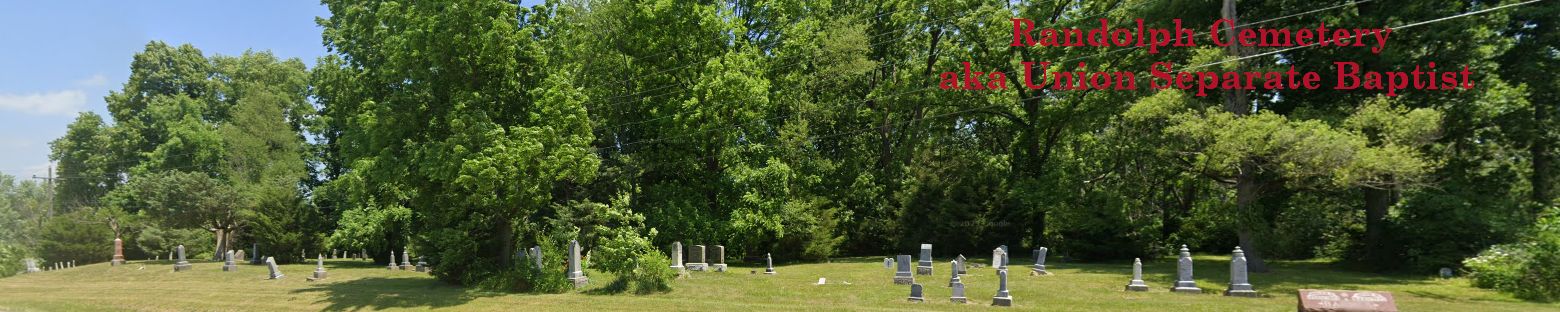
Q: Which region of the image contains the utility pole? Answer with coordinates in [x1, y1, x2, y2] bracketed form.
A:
[31, 163, 55, 218]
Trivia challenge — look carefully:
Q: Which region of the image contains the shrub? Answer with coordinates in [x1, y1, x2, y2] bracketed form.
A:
[623, 250, 676, 294]
[1465, 210, 1560, 301]
[38, 210, 114, 264]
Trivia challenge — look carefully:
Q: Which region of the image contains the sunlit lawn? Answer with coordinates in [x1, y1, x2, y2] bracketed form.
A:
[0, 255, 1555, 311]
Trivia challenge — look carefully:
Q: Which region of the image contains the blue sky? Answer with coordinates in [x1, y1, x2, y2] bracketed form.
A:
[0, 1, 544, 179]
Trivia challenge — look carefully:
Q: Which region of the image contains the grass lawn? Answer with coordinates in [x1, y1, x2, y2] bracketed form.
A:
[0, 255, 1556, 311]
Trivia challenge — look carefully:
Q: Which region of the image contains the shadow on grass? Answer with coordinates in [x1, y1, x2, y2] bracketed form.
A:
[582, 277, 673, 296]
[290, 277, 499, 311]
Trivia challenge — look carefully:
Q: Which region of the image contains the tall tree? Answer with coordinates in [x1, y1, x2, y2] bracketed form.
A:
[49, 112, 118, 211]
[317, 0, 599, 287]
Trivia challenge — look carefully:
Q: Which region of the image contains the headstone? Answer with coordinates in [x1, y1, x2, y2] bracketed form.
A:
[763, 253, 776, 275]
[70, 261, 74, 268]
[907, 283, 925, 302]
[111, 238, 126, 266]
[24, 259, 39, 273]
[1125, 258, 1149, 291]
[687, 245, 707, 271]
[173, 245, 192, 272]
[400, 249, 413, 270]
[956, 254, 968, 274]
[893, 254, 914, 284]
[530, 246, 544, 270]
[266, 257, 284, 279]
[1172, 244, 1202, 294]
[387, 251, 398, 270]
[916, 244, 933, 275]
[950, 281, 968, 303]
[313, 254, 329, 279]
[991, 247, 1006, 271]
[816, 277, 826, 285]
[1224, 247, 1258, 297]
[884, 257, 893, 269]
[567, 240, 589, 287]
[669, 242, 685, 271]
[234, 250, 246, 265]
[948, 260, 962, 287]
[1031, 247, 1050, 275]
[1298, 289, 1398, 312]
[416, 256, 428, 273]
[1438, 267, 1453, 278]
[251, 244, 260, 265]
[991, 269, 1013, 306]
[711, 245, 727, 272]
[222, 250, 238, 272]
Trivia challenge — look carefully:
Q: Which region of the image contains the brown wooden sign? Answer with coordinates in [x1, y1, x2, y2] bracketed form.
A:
[1297, 289, 1398, 312]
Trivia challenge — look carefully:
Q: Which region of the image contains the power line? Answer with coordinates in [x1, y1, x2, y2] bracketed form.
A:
[589, 0, 1167, 145]
[1188, 0, 1543, 71]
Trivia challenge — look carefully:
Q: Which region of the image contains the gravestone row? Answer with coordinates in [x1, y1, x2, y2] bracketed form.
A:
[1127, 244, 1260, 298]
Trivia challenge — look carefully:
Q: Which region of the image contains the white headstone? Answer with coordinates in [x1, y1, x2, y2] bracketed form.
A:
[1125, 258, 1149, 291]
[222, 250, 238, 272]
[266, 257, 284, 279]
[669, 242, 684, 271]
[567, 240, 589, 287]
[313, 254, 328, 279]
[1223, 247, 1257, 297]
[1172, 244, 1202, 293]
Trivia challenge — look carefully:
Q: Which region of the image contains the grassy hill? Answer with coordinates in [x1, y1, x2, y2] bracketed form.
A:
[0, 255, 1555, 311]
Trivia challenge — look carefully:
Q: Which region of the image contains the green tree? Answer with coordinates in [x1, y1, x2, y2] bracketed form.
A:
[317, 0, 599, 288]
[49, 112, 119, 211]
[106, 171, 244, 258]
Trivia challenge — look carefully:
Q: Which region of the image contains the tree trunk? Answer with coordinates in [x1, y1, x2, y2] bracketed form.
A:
[213, 228, 225, 261]
[1363, 186, 1394, 268]
[498, 214, 514, 268]
[1222, 0, 1269, 273]
[1234, 165, 1269, 272]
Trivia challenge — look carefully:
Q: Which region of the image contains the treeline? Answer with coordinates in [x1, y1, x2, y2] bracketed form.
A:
[2, 0, 1557, 297]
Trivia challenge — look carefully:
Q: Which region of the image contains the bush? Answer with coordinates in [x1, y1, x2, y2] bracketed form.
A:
[135, 226, 215, 260]
[38, 210, 114, 264]
[622, 250, 676, 294]
[584, 193, 674, 294]
[1465, 210, 1560, 301]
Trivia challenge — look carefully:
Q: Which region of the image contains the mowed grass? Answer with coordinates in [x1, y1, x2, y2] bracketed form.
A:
[0, 255, 1556, 311]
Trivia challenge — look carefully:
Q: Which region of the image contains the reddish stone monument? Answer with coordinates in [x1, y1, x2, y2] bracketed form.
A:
[111, 238, 126, 266]
[1298, 289, 1398, 312]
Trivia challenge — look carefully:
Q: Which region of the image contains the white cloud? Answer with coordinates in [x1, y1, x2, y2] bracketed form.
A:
[74, 74, 108, 88]
[0, 90, 87, 116]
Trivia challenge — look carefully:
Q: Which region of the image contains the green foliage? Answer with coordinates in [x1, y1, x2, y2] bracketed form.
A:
[0, 173, 39, 276]
[134, 226, 214, 259]
[1466, 209, 1560, 301]
[49, 112, 118, 212]
[38, 210, 114, 264]
[621, 250, 676, 294]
